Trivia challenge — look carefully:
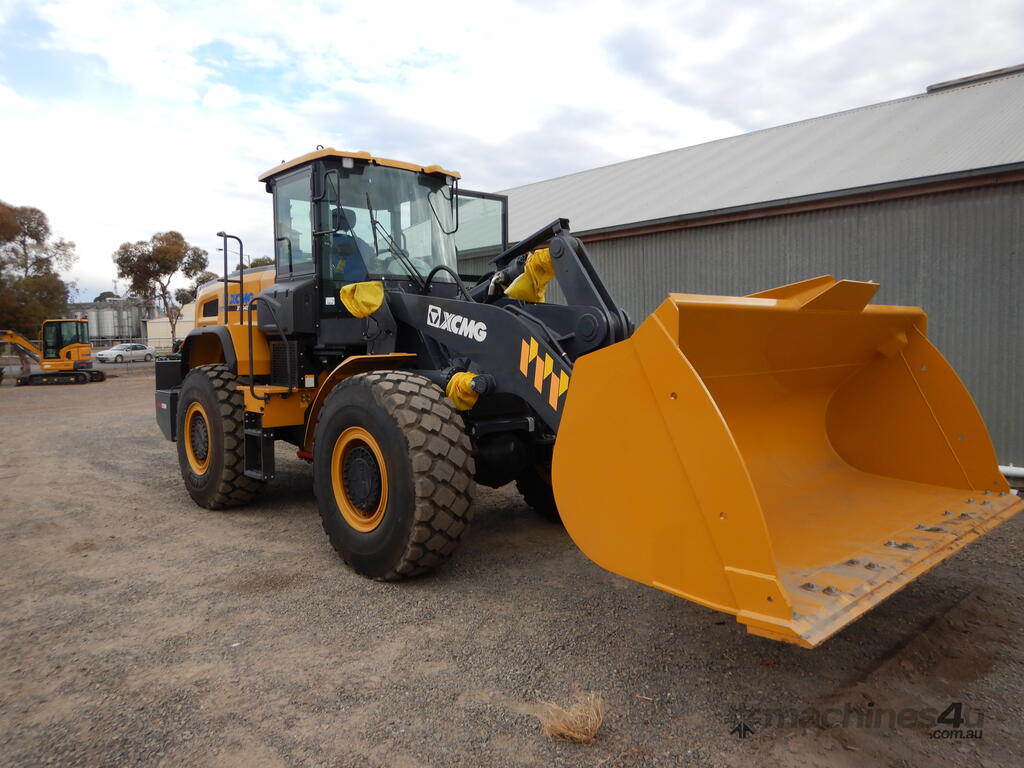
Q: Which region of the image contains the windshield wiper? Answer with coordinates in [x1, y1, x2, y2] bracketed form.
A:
[365, 193, 427, 291]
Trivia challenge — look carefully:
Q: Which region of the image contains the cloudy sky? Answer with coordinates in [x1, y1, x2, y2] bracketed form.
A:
[1, 0, 1022, 300]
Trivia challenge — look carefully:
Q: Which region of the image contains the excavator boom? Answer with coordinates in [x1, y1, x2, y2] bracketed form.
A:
[0, 329, 42, 361]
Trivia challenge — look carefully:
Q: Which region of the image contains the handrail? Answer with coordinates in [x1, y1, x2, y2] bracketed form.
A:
[216, 231, 245, 325]
[246, 296, 294, 402]
[423, 265, 474, 301]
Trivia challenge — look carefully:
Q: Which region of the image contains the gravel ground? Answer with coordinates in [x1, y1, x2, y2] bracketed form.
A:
[1, 372, 1022, 767]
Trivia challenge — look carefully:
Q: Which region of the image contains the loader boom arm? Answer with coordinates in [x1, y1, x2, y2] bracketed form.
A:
[489, 219, 632, 347]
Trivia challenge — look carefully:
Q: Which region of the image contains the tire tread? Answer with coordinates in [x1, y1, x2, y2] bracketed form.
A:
[182, 364, 262, 509]
[316, 370, 475, 580]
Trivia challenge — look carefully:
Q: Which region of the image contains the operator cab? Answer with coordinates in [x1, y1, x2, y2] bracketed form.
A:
[42, 319, 89, 360]
[264, 151, 457, 315]
[256, 149, 506, 357]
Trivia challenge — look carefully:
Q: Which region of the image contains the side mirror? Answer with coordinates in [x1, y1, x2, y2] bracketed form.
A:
[428, 178, 459, 235]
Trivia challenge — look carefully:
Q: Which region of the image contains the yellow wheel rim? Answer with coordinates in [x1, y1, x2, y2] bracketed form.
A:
[331, 426, 389, 532]
[183, 401, 212, 475]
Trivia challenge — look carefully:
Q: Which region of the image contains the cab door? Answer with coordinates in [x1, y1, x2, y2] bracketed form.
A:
[273, 168, 315, 280]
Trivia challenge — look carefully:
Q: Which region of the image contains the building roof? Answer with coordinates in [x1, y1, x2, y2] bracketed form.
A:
[501, 70, 1024, 240]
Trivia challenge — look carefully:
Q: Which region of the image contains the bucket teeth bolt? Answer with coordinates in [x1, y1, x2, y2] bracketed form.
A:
[885, 540, 917, 550]
[800, 582, 817, 591]
[822, 586, 840, 596]
[965, 498, 975, 504]
[845, 559, 860, 566]
[865, 562, 880, 570]
[959, 512, 971, 519]
[943, 510, 953, 516]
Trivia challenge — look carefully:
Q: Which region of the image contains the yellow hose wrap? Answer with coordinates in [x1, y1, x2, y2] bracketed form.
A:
[505, 248, 554, 303]
[445, 371, 479, 410]
[339, 280, 385, 318]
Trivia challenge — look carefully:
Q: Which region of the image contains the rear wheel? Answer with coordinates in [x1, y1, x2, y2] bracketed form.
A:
[313, 371, 475, 580]
[144, 353, 153, 362]
[176, 364, 263, 509]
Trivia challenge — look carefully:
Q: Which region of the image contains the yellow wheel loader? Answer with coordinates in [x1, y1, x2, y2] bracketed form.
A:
[1, 319, 105, 385]
[155, 148, 1021, 647]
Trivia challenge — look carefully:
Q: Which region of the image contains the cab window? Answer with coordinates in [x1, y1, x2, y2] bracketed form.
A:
[274, 171, 314, 274]
[454, 190, 508, 282]
[42, 322, 62, 359]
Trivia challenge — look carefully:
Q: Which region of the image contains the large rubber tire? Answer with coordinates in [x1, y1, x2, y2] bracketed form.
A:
[176, 364, 263, 509]
[516, 465, 561, 523]
[313, 370, 475, 580]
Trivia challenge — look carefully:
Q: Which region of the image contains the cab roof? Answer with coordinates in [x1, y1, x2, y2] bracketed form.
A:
[258, 148, 461, 183]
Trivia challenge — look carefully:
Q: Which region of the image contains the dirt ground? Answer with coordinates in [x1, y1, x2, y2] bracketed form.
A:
[1, 371, 1022, 768]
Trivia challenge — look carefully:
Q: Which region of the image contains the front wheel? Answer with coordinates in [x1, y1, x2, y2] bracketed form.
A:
[115, 354, 123, 363]
[516, 465, 561, 523]
[176, 364, 263, 509]
[313, 371, 476, 580]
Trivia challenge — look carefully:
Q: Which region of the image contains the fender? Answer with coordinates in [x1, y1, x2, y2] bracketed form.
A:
[300, 353, 417, 453]
[181, 325, 271, 376]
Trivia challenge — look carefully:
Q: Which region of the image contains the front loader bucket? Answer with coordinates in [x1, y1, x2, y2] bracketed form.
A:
[553, 276, 1022, 648]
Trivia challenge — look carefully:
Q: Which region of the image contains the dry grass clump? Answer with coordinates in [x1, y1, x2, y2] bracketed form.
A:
[537, 692, 604, 743]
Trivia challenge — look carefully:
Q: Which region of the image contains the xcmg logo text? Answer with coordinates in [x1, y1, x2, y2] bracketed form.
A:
[426, 305, 487, 342]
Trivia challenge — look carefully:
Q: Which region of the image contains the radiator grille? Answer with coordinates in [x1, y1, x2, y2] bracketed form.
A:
[270, 341, 299, 388]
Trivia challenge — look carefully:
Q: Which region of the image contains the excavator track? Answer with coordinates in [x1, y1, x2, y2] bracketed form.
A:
[16, 371, 90, 386]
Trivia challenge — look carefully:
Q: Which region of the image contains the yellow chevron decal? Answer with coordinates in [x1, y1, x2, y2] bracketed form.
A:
[518, 337, 570, 411]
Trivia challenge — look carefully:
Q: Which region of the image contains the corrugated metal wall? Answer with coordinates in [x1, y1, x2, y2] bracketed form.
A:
[578, 183, 1023, 465]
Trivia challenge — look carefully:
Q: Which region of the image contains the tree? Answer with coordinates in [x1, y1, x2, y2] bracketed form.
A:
[173, 269, 218, 306]
[113, 231, 208, 342]
[230, 256, 274, 271]
[173, 286, 194, 306]
[93, 290, 119, 302]
[0, 200, 78, 334]
[0, 204, 19, 243]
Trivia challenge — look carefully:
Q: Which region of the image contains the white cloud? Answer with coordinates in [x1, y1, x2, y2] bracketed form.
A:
[202, 83, 241, 109]
[1, 0, 1023, 296]
[0, 77, 31, 109]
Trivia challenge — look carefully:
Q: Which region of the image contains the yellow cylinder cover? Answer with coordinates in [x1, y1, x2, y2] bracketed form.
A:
[552, 276, 1022, 647]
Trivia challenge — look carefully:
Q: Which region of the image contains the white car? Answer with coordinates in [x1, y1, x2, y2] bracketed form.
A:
[95, 343, 156, 363]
